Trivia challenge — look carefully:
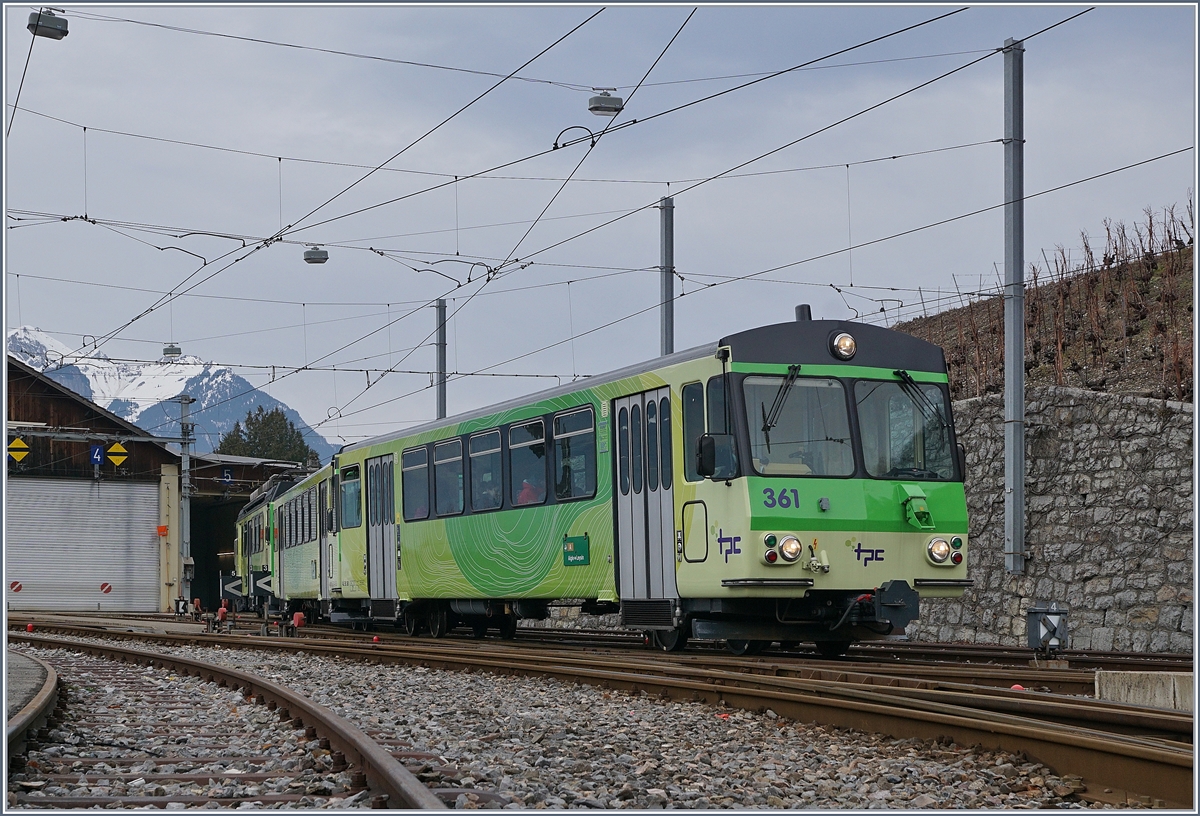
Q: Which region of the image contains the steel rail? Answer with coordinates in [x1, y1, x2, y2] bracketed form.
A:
[7, 618, 1103, 694]
[8, 634, 444, 810]
[11, 625, 1192, 807]
[5, 650, 59, 762]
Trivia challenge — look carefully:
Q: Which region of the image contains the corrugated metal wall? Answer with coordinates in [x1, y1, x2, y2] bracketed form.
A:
[6, 478, 161, 612]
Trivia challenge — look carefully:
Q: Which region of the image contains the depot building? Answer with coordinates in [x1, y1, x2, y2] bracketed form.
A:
[5, 356, 306, 613]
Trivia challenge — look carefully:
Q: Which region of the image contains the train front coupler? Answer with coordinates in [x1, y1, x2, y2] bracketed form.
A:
[830, 580, 920, 635]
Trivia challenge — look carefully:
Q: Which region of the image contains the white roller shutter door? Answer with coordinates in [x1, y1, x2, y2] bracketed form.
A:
[6, 478, 161, 612]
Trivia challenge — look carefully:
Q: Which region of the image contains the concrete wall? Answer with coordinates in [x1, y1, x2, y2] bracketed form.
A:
[907, 387, 1194, 654]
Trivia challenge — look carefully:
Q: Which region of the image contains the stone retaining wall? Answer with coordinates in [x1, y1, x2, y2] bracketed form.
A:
[906, 386, 1194, 653]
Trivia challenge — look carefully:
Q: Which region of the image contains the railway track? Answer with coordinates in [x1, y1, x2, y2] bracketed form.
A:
[6, 637, 446, 809]
[21, 614, 1190, 672]
[9, 623, 1193, 808]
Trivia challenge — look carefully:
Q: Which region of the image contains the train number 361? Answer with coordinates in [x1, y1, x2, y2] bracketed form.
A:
[762, 487, 800, 509]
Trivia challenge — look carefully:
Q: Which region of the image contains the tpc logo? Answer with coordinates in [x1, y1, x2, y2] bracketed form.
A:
[717, 528, 742, 563]
[854, 542, 885, 566]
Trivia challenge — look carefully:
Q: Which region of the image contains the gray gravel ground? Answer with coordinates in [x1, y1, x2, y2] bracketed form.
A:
[13, 640, 1110, 809]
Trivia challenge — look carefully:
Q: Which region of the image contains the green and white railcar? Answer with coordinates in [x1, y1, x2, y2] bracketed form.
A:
[233, 473, 293, 614]
[330, 307, 970, 652]
[272, 464, 343, 619]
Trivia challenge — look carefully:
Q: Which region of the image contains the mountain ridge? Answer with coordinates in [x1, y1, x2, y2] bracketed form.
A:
[6, 327, 337, 462]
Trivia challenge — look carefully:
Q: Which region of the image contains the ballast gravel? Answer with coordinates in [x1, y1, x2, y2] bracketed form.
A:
[14, 640, 1108, 809]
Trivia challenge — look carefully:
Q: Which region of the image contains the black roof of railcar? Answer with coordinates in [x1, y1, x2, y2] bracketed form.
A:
[721, 318, 947, 372]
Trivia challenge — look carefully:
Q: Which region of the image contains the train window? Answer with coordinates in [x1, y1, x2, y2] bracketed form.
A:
[402, 448, 430, 521]
[385, 458, 395, 522]
[434, 439, 465, 516]
[340, 465, 363, 528]
[305, 490, 313, 543]
[660, 396, 673, 490]
[510, 420, 547, 506]
[854, 380, 954, 480]
[707, 375, 727, 434]
[553, 407, 595, 501]
[744, 376, 853, 477]
[682, 383, 703, 482]
[318, 482, 327, 537]
[630, 402, 643, 494]
[618, 407, 630, 496]
[373, 463, 383, 526]
[646, 400, 659, 492]
[469, 431, 502, 512]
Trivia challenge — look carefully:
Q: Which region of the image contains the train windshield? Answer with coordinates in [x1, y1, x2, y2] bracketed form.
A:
[854, 379, 955, 480]
[743, 376, 854, 476]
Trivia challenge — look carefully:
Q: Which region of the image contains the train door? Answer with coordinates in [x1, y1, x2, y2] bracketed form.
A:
[318, 480, 331, 598]
[365, 454, 398, 601]
[614, 388, 677, 603]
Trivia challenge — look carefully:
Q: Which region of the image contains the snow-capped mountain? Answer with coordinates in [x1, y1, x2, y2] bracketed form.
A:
[7, 326, 336, 463]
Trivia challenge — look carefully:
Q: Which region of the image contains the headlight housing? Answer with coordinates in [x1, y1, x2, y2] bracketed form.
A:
[927, 537, 951, 563]
[779, 535, 803, 562]
[831, 332, 856, 360]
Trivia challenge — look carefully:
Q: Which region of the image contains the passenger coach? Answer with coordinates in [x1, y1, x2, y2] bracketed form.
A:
[321, 305, 970, 653]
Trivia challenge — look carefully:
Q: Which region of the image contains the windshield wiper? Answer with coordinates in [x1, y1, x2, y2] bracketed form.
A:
[893, 369, 949, 430]
[760, 364, 801, 452]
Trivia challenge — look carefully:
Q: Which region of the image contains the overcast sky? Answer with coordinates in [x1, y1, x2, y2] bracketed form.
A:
[4, 3, 1195, 447]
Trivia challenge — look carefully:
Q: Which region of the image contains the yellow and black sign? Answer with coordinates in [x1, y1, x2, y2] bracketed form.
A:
[107, 442, 128, 467]
[7, 438, 29, 462]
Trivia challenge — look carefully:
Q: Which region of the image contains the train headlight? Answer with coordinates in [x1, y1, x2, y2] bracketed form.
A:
[764, 534, 778, 549]
[927, 537, 951, 563]
[765, 549, 779, 564]
[779, 535, 803, 562]
[831, 332, 856, 360]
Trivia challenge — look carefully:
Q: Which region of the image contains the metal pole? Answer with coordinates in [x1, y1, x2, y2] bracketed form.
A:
[659, 196, 675, 356]
[179, 395, 196, 601]
[1003, 38, 1026, 574]
[435, 298, 447, 420]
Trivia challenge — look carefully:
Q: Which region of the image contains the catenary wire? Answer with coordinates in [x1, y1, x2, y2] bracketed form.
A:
[480, 7, 1096, 278]
[315, 144, 1187, 425]
[279, 7, 971, 237]
[54, 9, 603, 363]
[321, 8, 697, 421]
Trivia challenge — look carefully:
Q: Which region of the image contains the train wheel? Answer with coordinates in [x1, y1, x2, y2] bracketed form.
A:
[726, 639, 767, 656]
[498, 614, 518, 640]
[815, 640, 851, 658]
[401, 609, 420, 637]
[427, 604, 449, 638]
[471, 621, 488, 639]
[651, 627, 688, 652]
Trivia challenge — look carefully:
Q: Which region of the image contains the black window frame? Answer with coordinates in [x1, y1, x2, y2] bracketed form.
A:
[509, 418, 548, 507]
[469, 430, 503, 512]
[434, 438, 465, 517]
[401, 447, 431, 522]
[552, 405, 597, 502]
[340, 465, 363, 529]
[681, 382, 704, 482]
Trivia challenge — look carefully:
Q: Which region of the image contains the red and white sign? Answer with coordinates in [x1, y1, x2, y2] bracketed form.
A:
[100, 582, 113, 594]
[9, 581, 22, 592]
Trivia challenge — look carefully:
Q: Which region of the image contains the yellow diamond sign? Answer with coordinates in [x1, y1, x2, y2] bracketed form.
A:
[7, 437, 29, 462]
[107, 442, 128, 467]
